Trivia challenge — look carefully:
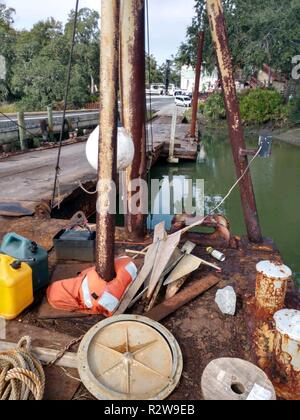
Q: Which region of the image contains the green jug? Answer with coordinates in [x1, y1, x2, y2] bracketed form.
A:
[0, 232, 49, 292]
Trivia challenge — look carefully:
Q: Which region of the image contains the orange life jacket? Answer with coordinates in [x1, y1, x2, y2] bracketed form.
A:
[47, 257, 137, 317]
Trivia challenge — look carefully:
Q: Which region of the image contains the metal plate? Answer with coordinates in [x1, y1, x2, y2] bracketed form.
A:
[77, 315, 183, 400]
[0, 202, 34, 217]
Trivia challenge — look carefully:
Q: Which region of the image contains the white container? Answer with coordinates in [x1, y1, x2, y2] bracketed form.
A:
[207, 247, 226, 262]
[274, 309, 300, 372]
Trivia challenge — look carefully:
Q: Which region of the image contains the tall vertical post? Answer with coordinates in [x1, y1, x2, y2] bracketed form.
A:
[120, 0, 147, 240]
[96, 0, 120, 280]
[191, 31, 205, 138]
[47, 105, 54, 141]
[206, 0, 262, 243]
[17, 111, 27, 151]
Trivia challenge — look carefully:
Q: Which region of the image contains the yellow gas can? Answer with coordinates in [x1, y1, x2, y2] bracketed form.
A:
[0, 254, 33, 320]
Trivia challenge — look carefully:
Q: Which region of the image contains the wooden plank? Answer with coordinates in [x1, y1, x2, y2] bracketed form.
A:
[0, 322, 81, 400]
[114, 222, 166, 315]
[0, 341, 78, 369]
[147, 230, 182, 300]
[146, 274, 220, 322]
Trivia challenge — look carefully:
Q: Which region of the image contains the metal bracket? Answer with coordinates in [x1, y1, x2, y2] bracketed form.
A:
[239, 135, 273, 161]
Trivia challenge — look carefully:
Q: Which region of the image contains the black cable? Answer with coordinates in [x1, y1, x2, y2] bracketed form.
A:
[0, 110, 37, 138]
[51, 0, 80, 208]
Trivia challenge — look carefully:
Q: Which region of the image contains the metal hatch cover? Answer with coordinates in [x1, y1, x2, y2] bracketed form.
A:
[77, 315, 183, 400]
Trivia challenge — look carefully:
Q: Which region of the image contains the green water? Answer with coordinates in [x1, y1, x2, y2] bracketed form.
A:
[150, 130, 300, 289]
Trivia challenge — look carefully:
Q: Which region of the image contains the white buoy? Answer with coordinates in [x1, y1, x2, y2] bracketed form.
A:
[86, 126, 135, 172]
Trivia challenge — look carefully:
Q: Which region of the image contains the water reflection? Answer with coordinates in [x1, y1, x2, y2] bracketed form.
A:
[150, 129, 300, 289]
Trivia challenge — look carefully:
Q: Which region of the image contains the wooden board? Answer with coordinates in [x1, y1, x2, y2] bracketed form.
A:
[147, 231, 182, 299]
[201, 358, 276, 401]
[114, 222, 166, 316]
[0, 322, 80, 400]
[146, 274, 220, 322]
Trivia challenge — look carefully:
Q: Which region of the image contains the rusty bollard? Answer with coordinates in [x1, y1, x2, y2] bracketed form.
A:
[255, 261, 292, 315]
[273, 309, 300, 400]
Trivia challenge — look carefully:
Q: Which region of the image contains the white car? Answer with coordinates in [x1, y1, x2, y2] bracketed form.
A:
[175, 95, 192, 107]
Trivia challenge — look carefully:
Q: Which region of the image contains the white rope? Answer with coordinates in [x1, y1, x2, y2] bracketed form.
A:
[210, 146, 262, 215]
[78, 181, 97, 195]
[181, 146, 263, 235]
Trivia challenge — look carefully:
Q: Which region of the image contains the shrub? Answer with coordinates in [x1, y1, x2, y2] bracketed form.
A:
[287, 96, 300, 124]
[204, 92, 226, 121]
[203, 88, 287, 125]
[239, 89, 285, 124]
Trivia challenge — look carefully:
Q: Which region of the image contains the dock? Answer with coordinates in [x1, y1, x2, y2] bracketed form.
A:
[0, 216, 299, 400]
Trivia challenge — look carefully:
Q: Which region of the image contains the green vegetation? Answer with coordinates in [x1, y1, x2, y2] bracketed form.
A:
[287, 97, 300, 125]
[239, 89, 287, 125]
[0, 4, 100, 111]
[146, 54, 180, 87]
[202, 89, 288, 126]
[0, 102, 17, 113]
[177, 0, 300, 81]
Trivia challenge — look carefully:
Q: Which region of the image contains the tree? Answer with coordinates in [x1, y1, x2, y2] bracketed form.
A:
[0, 3, 16, 102]
[176, 0, 300, 80]
[9, 7, 100, 110]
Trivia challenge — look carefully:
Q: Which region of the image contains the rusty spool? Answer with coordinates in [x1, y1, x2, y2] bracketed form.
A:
[255, 261, 292, 316]
[272, 309, 300, 400]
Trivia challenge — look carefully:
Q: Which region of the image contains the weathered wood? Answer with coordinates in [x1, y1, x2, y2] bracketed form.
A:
[147, 230, 181, 300]
[146, 274, 220, 322]
[114, 222, 166, 315]
[17, 111, 27, 151]
[0, 341, 78, 369]
[201, 358, 276, 401]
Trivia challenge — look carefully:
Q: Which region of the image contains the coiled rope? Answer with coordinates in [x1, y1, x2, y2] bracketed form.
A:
[0, 337, 45, 401]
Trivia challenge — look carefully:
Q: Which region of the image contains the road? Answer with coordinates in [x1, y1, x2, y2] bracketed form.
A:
[0, 141, 95, 215]
[0, 96, 174, 123]
[0, 97, 175, 216]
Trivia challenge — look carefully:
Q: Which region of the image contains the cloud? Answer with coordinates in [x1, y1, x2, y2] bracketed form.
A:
[5, 0, 195, 63]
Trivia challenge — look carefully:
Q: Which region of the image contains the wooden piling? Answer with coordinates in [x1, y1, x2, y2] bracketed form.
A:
[17, 111, 27, 151]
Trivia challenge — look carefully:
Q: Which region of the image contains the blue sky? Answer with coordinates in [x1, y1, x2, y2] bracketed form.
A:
[5, 0, 196, 64]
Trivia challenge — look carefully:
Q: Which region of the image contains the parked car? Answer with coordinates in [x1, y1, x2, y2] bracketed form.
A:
[175, 95, 192, 107]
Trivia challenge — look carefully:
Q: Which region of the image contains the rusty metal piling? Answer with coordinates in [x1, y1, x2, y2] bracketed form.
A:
[96, 0, 120, 280]
[191, 31, 205, 138]
[206, 0, 263, 243]
[120, 0, 147, 240]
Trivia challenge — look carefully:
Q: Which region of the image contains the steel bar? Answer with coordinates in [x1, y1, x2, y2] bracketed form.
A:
[191, 31, 205, 138]
[96, 0, 120, 280]
[206, 0, 263, 243]
[120, 0, 147, 240]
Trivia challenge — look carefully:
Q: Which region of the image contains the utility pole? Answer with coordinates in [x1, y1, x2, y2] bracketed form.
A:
[165, 59, 171, 95]
[120, 0, 147, 240]
[206, 0, 263, 243]
[191, 31, 205, 138]
[96, 0, 120, 280]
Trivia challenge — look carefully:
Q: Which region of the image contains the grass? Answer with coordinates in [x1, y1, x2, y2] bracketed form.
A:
[0, 103, 18, 114]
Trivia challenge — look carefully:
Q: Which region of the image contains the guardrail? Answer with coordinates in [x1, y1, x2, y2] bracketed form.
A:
[0, 111, 99, 146]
